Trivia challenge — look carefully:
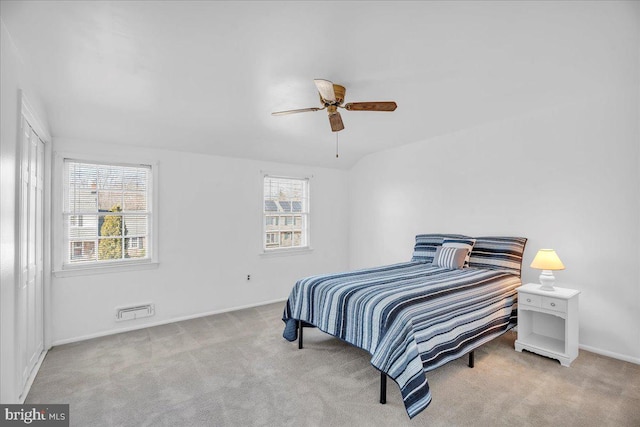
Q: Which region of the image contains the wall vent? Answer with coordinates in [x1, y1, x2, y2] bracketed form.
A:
[115, 303, 155, 322]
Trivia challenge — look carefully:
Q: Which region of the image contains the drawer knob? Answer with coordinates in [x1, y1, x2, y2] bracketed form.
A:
[526, 298, 531, 303]
[550, 302, 556, 307]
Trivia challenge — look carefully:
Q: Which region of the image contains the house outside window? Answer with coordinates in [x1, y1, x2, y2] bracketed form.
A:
[263, 175, 309, 251]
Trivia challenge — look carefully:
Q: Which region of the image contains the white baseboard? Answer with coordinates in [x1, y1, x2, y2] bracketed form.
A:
[51, 298, 287, 346]
[579, 343, 640, 365]
[50, 300, 640, 366]
[19, 348, 48, 403]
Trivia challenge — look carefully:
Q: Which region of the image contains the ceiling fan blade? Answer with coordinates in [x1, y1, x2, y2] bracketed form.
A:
[328, 111, 344, 132]
[271, 107, 322, 116]
[314, 79, 336, 103]
[344, 102, 397, 112]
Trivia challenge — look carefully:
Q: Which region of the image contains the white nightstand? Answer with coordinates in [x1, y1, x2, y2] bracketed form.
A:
[514, 283, 580, 367]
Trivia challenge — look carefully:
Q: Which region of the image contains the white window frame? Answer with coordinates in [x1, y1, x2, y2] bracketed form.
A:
[52, 152, 159, 277]
[262, 174, 311, 254]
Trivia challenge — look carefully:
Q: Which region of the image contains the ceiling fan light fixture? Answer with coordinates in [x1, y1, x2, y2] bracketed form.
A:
[328, 111, 345, 132]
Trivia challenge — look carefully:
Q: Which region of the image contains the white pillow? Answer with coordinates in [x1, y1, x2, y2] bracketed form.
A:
[433, 246, 469, 270]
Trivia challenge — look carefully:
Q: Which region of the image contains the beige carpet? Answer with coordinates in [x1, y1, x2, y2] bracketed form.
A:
[26, 302, 640, 426]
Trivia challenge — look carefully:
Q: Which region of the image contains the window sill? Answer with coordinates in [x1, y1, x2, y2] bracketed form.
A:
[260, 247, 314, 257]
[53, 260, 159, 278]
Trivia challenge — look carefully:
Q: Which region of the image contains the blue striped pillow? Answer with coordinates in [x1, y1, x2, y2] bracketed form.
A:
[468, 236, 528, 276]
[411, 234, 471, 263]
[443, 238, 476, 268]
[432, 246, 468, 269]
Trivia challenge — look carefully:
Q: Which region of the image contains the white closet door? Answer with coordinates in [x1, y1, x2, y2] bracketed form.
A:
[17, 116, 45, 396]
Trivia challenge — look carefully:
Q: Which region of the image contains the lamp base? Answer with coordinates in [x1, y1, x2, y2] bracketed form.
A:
[539, 270, 556, 291]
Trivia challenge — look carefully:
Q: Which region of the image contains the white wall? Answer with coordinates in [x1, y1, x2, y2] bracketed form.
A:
[0, 19, 50, 403]
[51, 138, 349, 344]
[349, 0, 640, 365]
[349, 90, 639, 362]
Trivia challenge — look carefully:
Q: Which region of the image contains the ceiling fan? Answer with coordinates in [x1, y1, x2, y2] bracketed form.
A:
[272, 79, 397, 132]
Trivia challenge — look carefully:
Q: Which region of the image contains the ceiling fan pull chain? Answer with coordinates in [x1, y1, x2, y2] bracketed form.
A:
[336, 132, 339, 158]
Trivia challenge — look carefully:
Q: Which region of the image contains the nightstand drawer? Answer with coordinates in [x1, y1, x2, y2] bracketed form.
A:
[519, 292, 541, 308]
[542, 296, 567, 313]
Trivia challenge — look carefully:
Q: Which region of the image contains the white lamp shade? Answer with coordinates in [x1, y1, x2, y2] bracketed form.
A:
[530, 249, 565, 271]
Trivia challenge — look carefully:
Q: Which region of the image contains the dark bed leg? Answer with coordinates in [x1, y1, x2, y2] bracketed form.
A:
[380, 372, 387, 404]
[468, 350, 474, 368]
[298, 320, 303, 349]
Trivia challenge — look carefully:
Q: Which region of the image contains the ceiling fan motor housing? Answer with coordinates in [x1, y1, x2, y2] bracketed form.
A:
[332, 84, 346, 105]
[319, 84, 346, 106]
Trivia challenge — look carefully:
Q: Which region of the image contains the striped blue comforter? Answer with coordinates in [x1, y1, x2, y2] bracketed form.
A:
[282, 261, 520, 418]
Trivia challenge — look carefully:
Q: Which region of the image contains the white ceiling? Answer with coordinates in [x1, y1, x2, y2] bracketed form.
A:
[1, 1, 636, 168]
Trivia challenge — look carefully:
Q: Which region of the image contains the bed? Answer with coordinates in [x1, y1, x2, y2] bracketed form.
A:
[282, 234, 527, 418]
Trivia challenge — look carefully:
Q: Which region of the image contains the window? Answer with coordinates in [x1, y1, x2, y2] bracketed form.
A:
[265, 232, 279, 247]
[129, 237, 141, 249]
[70, 215, 83, 227]
[263, 175, 309, 251]
[61, 159, 153, 267]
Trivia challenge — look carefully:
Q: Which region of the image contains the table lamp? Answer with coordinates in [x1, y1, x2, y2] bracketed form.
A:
[530, 249, 565, 291]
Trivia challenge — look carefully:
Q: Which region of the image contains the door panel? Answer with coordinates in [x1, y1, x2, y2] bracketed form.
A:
[18, 117, 45, 395]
